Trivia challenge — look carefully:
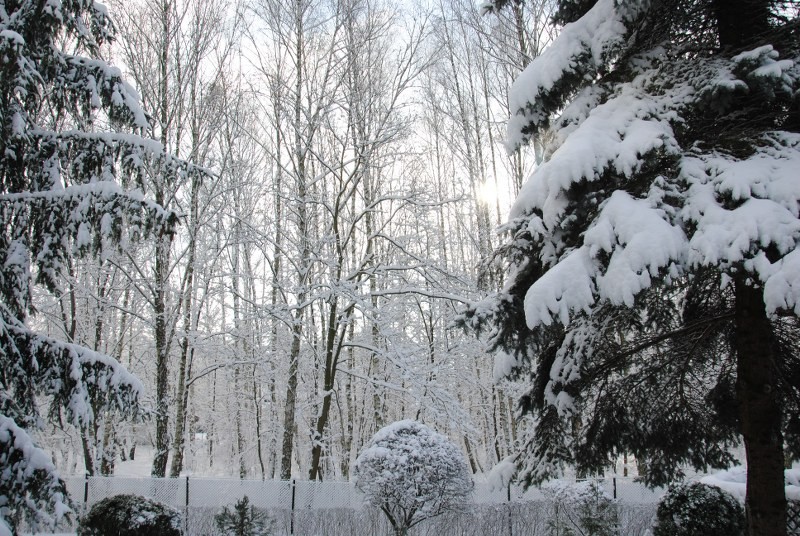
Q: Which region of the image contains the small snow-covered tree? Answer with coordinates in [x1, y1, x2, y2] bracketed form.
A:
[354, 420, 473, 536]
[463, 0, 800, 535]
[0, 0, 200, 533]
[215, 495, 274, 536]
[542, 480, 618, 536]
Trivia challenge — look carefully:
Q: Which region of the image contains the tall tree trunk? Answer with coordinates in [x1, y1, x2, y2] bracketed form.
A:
[169, 173, 199, 478]
[309, 300, 350, 481]
[735, 280, 787, 536]
[269, 73, 285, 482]
[151, 0, 174, 479]
[232, 194, 247, 479]
[281, 313, 303, 479]
[254, 366, 266, 479]
[340, 321, 355, 478]
[716, 0, 786, 532]
[235, 365, 246, 478]
[309, 299, 338, 481]
[100, 416, 116, 476]
[151, 230, 172, 477]
[280, 0, 313, 480]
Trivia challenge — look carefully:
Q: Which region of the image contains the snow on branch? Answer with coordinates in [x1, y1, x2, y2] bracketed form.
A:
[53, 55, 150, 129]
[0, 415, 71, 535]
[510, 46, 800, 331]
[524, 246, 596, 327]
[510, 80, 679, 225]
[588, 191, 685, 306]
[681, 133, 800, 270]
[0, 304, 143, 430]
[506, 0, 651, 150]
[680, 132, 800, 314]
[522, 192, 685, 328]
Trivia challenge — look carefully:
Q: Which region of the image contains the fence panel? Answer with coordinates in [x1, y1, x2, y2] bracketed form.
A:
[188, 477, 293, 509]
[83, 475, 183, 508]
[293, 480, 362, 510]
[27, 475, 667, 535]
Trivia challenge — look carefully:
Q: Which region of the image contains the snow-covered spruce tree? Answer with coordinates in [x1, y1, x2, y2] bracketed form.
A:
[463, 0, 800, 535]
[354, 420, 473, 536]
[215, 495, 274, 536]
[0, 0, 199, 534]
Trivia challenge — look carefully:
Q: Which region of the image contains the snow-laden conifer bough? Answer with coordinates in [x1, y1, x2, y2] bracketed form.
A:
[462, 0, 800, 535]
[0, 0, 206, 534]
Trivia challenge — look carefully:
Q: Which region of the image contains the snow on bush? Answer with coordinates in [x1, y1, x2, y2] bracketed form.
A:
[215, 495, 274, 536]
[652, 481, 744, 536]
[542, 479, 618, 536]
[354, 420, 473, 536]
[77, 494, 182, 536]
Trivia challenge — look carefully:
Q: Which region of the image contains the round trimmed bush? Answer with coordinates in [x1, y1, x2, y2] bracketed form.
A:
[652, 482, 744, 536]
[78, 493, 182, 536]
[355, 420, 473, 536]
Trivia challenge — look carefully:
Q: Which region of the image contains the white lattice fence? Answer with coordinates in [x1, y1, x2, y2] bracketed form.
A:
[82, 475, 183, 507]
[64, 475, 664, 510]
[44, 476, 663, 535]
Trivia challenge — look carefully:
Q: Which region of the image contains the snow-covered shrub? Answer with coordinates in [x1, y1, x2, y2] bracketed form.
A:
[215, 495, 273, 536]
[543, 480, 618, 536]
[652, 482, 744, 536]
[354, 420, 473, 536]
[77, 494, 182, 536]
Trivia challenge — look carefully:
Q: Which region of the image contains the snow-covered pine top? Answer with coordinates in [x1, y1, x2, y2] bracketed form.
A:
[0, 0, 205, 307]
[0, 0, 147, 131]
[506, 0, 652, 150]
[503, 25, 800, 332]
[463, 0, 800, 488]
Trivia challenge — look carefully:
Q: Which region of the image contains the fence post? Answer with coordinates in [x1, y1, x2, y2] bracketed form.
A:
[185, 476, 190, 534]
[507, 481, 513, 536]
[83, 473, 89, 506]
[613, 477, 617, 500]
[555, 502, 559, 536]
[290, 479, 297, 535]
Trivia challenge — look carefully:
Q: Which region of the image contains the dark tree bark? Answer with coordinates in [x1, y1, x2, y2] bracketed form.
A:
[735, 280, 787, 536]
[717, 0, 788, 532]
[713, 0, 771, 52]
[151, 230, 171, 478]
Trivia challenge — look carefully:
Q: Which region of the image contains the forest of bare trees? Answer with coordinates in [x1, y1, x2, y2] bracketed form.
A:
[33, 0, 554, 481]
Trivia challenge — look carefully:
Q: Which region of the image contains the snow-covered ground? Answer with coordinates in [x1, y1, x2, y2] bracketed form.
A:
[702, 467, 800, 502]
[112, 447, 158, 478]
